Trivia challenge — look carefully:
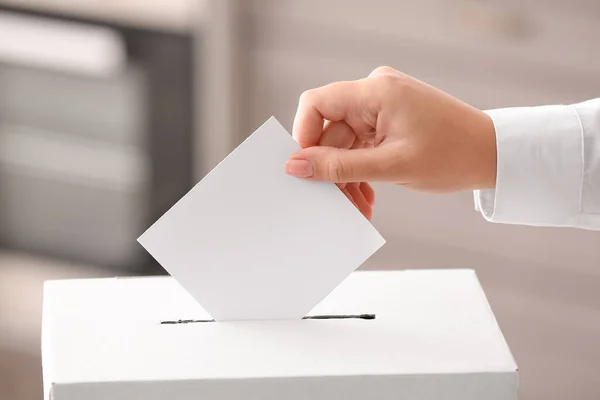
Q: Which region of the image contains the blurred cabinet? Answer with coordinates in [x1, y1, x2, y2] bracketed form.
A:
[0, 8, 195, 272]
[0, 65, 146, 145]
[0, 64, 149, 268]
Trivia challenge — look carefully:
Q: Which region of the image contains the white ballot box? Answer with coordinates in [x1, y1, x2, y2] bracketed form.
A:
[41, 118, 517, 399]
[41, 269, 518, 400]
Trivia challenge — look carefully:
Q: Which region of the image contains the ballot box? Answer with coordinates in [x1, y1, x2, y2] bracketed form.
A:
[41, 269, 518, 400]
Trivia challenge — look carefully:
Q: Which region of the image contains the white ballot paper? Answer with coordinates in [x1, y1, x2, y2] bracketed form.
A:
[138, 117, 385, 321]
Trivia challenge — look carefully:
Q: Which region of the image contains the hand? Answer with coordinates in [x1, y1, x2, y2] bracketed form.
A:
[285, 66, 497, 220]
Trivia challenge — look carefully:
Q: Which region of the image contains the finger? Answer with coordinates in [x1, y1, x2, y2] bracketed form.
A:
[347, 183, 373, 220]
[341, 187, 359, 209]
[287, 145, 396, 183]
[322, 121, 356, 192]
[350, 135, 365, 151]
[344, 138, 367, 207]
[319, 121, 356, 190]
[292, 81, 375, 148]
[319, 120, 356, 148]
[360, 182, 376, 206]
[342, 186, 372, 221]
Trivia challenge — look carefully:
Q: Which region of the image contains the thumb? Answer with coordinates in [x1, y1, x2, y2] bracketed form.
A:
[286, 146, 391, 183]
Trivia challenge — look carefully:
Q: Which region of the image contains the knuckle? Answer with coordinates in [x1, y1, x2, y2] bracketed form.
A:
[372, 72, 410, 99]
[370, 66, 397, 77]
[298, 89, 316, 105]
[374, 72, 402, 86]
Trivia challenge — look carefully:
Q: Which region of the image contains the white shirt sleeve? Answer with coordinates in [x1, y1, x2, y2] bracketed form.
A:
[474, 98, 600, 230]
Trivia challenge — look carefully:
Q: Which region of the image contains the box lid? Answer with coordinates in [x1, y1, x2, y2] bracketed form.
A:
[42, 270, 518, 399]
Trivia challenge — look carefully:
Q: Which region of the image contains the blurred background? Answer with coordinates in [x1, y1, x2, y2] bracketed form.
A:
[0, 1, 599, 399]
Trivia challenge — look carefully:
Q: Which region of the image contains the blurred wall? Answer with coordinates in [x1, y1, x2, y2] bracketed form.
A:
[201, 1, 600, 399]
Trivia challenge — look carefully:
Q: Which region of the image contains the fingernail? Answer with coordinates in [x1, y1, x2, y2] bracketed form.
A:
[286, 159, 314, 178]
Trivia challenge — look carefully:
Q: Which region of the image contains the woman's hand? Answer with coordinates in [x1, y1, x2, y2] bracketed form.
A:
[286, 66, 497, 220]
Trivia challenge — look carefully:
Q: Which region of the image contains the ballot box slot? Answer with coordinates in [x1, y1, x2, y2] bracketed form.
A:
[159, 314, 376, 324]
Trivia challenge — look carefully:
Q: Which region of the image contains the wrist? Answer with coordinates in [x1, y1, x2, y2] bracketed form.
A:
[470, 111, 498, 190]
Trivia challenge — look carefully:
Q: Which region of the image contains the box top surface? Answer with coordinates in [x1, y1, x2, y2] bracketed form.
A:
[42, 270, 517, 385]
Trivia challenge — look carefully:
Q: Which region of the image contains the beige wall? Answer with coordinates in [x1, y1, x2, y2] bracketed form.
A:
[200, 1, 600, 399]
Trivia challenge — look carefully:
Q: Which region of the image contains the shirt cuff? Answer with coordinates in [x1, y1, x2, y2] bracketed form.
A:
[474, 105, 584, 227]
[573, 98, 600, 214]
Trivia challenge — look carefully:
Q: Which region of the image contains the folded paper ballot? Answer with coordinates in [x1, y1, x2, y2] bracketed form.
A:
[138, 116, 386, 321]
[41, 270, 518, 400]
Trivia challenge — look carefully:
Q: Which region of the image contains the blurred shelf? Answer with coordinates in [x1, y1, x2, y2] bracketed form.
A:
[0, 9, 196, 272]
[0, 11, 126, 77]
[0, 0, 207, 33]
[0, 64, 147, 145]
